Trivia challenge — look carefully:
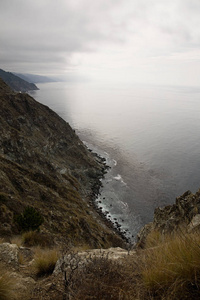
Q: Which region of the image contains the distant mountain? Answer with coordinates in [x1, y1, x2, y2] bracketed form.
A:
[14, 73, 57, 84]
[0, 68, 39, 92]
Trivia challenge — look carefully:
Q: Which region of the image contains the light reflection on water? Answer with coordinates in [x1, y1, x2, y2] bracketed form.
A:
[30, 82, 200, 241]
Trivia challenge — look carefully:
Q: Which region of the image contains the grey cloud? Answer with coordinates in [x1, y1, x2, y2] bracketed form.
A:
[1, 0, 200, 77]
[0, 0, 121, 73]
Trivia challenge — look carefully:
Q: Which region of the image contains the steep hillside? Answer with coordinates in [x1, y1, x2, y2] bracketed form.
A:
[0, 78, 124, 248]
[0, 68, 38, 92]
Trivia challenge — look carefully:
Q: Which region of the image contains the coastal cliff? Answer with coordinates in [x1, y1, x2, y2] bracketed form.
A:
[0, 78, 124, 248]
[0, 68, 39, 92]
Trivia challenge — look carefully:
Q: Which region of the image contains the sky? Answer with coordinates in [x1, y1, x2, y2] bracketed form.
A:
[0, 0, 200, 86]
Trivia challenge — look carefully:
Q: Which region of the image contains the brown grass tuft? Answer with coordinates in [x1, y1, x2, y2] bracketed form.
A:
[141, 231, 200, 299]
[145, 229, 164, 248]
[33, 247, 59, 277]
[10, 235, 22, 247]
[0, 268, 16, 300]
[0, 238, 5, 244]
[22, 231, 52, 247]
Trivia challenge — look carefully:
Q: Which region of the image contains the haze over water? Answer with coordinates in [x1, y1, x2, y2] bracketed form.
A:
[30, 82, 200, 241]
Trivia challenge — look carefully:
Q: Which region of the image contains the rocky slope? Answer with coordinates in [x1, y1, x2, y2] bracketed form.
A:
[0, 78, 124, 248]
[0, 68, 39, 92]
[137, 189, 200, 247]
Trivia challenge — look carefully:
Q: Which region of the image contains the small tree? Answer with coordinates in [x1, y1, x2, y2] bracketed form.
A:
[15, 206, 44, 232]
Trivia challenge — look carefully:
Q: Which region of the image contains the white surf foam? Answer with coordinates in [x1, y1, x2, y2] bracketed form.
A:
[114, 174, 127, 186]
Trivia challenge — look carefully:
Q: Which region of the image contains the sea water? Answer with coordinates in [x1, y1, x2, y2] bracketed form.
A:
[29, 82, 200, 241]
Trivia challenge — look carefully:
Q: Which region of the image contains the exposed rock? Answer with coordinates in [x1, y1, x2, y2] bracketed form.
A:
[10, 272, 35, 296]
[0, 243, 19, 269]
[188, 214, 200, 232]
[137, 189, 200, 247]
[54, 247, 135, 275]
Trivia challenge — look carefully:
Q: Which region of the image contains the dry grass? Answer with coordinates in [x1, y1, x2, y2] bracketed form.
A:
[1, 228, 200, 299]
[22, 230, 52, 247]
[71, 243, 92, 252]
[144, 229, 164, 249]
[55, 231, 200, 299]
[140, 231, 200, 299]
[33, 247, 59, 277]
[0, 239, 4, 245]
[10, 235, 23, 247]
[0, 268, 16, 300]
[70, 255, 135, 299]
[18, 252, 26, 265]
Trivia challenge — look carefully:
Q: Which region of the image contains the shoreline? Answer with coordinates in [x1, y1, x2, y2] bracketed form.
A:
[88, 149, 131, 245]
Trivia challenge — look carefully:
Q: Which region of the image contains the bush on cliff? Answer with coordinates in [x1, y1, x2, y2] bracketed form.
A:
[15, 206, 44, 232]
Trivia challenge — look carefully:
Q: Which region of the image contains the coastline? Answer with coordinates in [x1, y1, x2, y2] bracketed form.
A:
[87, 147, 131, 245]
[28, 81, 139, 245]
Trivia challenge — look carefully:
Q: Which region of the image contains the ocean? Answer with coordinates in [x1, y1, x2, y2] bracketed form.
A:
[29, 82, 200, 241]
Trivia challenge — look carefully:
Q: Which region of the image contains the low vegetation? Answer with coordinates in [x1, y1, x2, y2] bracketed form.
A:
[15, 206, 44, 232]
[0, 268, 15, 300]
[140, 231, 200, 299]
[1, 229, 200, 299]
[22, 230, 52, 247]
[10, 235, 22, 247]
[65, 230, 200, 299]
[33, 247, 59, 277]
[71, 255, 135, 299]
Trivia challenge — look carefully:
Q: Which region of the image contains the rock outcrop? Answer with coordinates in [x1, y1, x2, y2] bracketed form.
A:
[54, 247, 135, 275]
[0, 243, 19, 269]
[137, 189, 200, 247]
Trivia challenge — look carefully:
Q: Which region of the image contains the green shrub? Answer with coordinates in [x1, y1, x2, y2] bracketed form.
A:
[15, 206, 44, 232]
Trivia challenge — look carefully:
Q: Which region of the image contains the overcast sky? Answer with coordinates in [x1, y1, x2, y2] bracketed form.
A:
[1, 0, 200, 86]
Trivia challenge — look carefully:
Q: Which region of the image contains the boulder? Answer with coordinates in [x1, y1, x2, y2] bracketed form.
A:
[54, 247, 135, 275]
[0, 243, 19, 269]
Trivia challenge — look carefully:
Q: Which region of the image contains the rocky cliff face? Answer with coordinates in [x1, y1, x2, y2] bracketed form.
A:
[137, 189, 200, 247]
[0, 78, 124, 248]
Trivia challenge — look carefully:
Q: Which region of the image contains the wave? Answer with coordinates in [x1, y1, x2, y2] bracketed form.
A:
[113, 159, 117, 166]
[113, 174, 127, 186]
